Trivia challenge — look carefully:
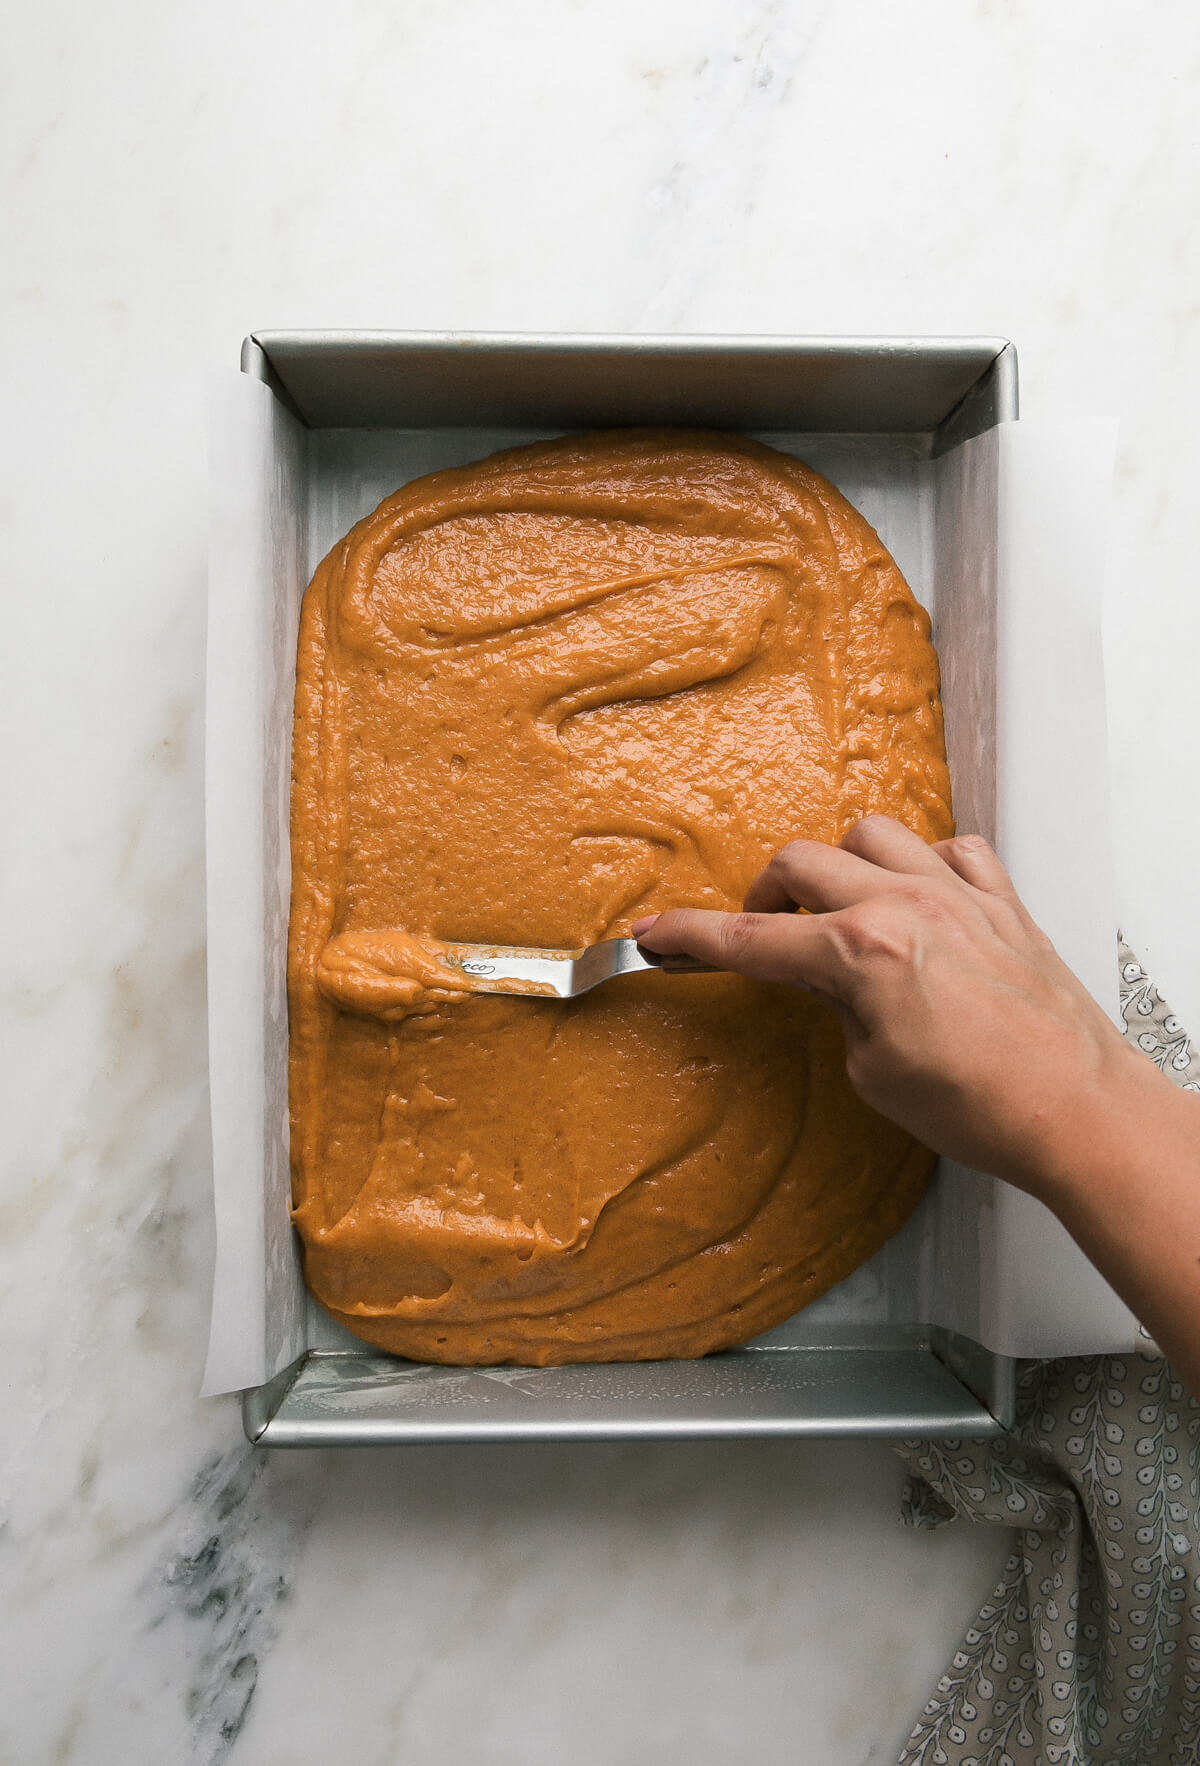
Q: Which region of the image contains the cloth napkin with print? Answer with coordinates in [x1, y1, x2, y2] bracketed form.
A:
[894, 942, 1200, 1766]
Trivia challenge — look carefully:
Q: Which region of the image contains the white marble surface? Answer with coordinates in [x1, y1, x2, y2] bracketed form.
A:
[4, 2, 1199, 1760]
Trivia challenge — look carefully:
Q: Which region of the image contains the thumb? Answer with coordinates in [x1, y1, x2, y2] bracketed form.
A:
[635, 907, 846, 996]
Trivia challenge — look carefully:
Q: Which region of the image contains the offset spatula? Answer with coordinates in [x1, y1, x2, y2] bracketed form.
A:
[435, 937, 715, 1000]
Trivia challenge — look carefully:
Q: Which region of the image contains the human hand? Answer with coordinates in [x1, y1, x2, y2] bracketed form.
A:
[633, 815, 1143, 1196]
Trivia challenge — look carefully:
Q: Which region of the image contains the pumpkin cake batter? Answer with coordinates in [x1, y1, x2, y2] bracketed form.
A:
[288, 431, 953, 1364]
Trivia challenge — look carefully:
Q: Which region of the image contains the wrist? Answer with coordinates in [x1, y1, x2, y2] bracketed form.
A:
[1009, 1039, 1188, 1212]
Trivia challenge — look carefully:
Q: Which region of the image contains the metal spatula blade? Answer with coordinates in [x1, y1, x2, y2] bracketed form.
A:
[436, 937, 715, 1000]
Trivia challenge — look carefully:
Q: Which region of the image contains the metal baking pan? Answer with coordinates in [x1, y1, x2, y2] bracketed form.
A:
[223, 330, 1020, 1445]
[244, 1330, 1012, 1446]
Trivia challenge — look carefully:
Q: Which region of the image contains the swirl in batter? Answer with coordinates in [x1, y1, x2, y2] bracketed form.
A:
[288, 431, 953, 1364]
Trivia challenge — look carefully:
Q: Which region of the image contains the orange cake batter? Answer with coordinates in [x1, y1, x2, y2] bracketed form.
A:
[288, 431, 953, 1364]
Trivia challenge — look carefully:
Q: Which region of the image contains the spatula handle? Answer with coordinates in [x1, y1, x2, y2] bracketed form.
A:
[640, 951, 718, 975]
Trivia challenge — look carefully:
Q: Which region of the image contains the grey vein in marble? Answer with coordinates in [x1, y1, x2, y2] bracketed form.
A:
[150, 1448, 318, 1766]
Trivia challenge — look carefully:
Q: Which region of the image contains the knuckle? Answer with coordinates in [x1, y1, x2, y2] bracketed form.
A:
[830, 903, 907, 964]
[843, 1040, 885, 1107]
[839, 813, 892, 853]
[895, 881, 947, 920]
[991, 895, 1049, 947]
[717, 912, 758, 961]
[1020, 911, 1057, 954]
[843, 1044, 868, 1090]
[834, 892, 952, 964]
[772, 839, 817, 877]
[945, 831, 1017, 893]
[989, 897, 1022, 933]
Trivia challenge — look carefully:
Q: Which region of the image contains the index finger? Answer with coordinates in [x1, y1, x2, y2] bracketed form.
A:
[634, 906, 849, 997]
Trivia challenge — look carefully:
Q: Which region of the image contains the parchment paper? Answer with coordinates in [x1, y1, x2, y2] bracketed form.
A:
[202, 379, 1136, 1395]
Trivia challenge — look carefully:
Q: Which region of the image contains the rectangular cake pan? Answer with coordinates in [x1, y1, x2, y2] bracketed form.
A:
[206, 330, 1131, 1446]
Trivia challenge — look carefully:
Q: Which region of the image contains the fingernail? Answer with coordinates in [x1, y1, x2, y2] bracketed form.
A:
[631, 914, 659, 939]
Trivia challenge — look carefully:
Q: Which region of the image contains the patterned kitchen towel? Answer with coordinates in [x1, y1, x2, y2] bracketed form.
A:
[894, 942, 1200, 1766]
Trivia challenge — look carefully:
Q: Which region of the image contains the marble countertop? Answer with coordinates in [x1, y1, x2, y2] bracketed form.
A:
[5, 3, 1199, 1761]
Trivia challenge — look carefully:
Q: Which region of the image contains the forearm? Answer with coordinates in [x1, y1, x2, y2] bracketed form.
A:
[1018, 1056, 1200, 1392]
